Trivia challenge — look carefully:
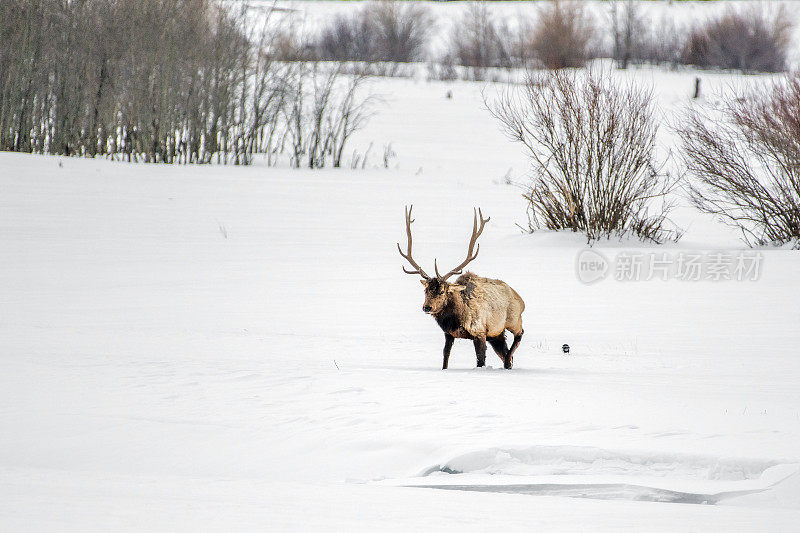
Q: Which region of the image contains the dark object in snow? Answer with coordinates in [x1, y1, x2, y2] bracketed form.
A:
[693, 78, 701, 99]
[446, 90, 452, 99]
[562, 343, 570, 354]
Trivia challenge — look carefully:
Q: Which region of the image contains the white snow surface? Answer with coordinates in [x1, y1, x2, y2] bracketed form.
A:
[3, 68, 800, 530]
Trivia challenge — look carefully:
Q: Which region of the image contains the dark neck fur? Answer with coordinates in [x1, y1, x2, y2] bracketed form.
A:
[432, 298, 461, 335]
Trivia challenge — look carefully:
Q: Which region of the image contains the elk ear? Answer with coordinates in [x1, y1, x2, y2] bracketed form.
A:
[420, 279, 428, 287]
[448, 284, 466, 293]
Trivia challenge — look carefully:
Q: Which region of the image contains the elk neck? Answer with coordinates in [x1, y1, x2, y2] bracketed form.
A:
[431, 292, 471, 339]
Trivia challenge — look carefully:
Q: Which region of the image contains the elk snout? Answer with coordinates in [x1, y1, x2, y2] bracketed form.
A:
[422, 305, 432, 313]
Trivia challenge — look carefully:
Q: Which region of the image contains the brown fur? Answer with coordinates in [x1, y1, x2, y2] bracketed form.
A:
[422, 272, 525, 369]
[398, 206, 525, 369]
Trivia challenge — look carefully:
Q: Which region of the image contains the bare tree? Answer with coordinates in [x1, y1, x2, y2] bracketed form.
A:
[329, 75, 378, 168]
[609, 0, 647, 69]
[0, 0, 377, 169]
[282, 62, 377, 169]
[679, 76, 800, 247]
[448, 2, 511, 80]
[488, 69, 680, 243]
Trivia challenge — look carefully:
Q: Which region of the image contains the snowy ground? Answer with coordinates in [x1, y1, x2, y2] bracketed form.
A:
[2, 67, 800, 530]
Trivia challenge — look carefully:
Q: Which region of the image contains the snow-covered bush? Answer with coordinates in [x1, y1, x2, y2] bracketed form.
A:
[681, 5, 792, 73]
[679, 76, 800, 248]
[488, 69, 680, 244]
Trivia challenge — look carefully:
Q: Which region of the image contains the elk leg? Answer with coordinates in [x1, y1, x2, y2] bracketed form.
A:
[487, 335, 509, 365]
[442, 333, 454, 370]
[506, 329, 524, 369]
[473, 336, 487, 368]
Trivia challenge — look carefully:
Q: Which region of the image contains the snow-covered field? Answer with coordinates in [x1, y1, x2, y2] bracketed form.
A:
[2, 64, 800, 529]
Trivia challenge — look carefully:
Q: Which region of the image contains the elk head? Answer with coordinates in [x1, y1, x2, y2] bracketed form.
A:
[397, 205, 490, 315]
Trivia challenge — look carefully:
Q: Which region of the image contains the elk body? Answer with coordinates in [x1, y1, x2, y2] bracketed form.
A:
[398, 206, 525, 369]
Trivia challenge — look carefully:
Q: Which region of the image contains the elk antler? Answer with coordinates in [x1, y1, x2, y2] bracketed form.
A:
[397, 205, 431, 280]
[436, 208, 490, 281]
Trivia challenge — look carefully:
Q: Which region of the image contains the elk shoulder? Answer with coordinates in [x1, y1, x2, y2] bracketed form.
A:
[452, 273, 525, 339]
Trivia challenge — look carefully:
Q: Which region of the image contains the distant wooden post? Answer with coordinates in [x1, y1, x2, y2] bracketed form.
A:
[693, 77, 701, 99]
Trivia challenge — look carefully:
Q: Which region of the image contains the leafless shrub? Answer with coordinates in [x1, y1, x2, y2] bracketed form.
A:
[530, 1, 595, 69]
[318, 12, 376, 62]
[315, 0, 433, 65]
[448, 2, 512, 80]
[637, 16, 683, 66]
[679, 76, 800, 247]
[350, 142, 373, 169]
[283, 63, 378, 169]
[681, 5, 792, 73]
[507, 16, 537, 69]
[427, 55, 458, 82]
[273, 21, 318, 62]
[609, 0, 638, 69]
[607, 2, 682, 68]
[488, 69, 680, 243]
[365, 1, 434, 63]
[329, 74, 378, 168]
[383, 142, 396, 168]
[609, 0, 648, 69]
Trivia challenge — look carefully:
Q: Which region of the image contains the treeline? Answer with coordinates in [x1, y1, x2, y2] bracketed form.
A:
[288, 0, 792, 80]
[0, 0, 373, 166]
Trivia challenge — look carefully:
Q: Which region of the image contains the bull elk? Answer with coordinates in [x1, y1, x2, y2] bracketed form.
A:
[397, 206, 525, 369]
